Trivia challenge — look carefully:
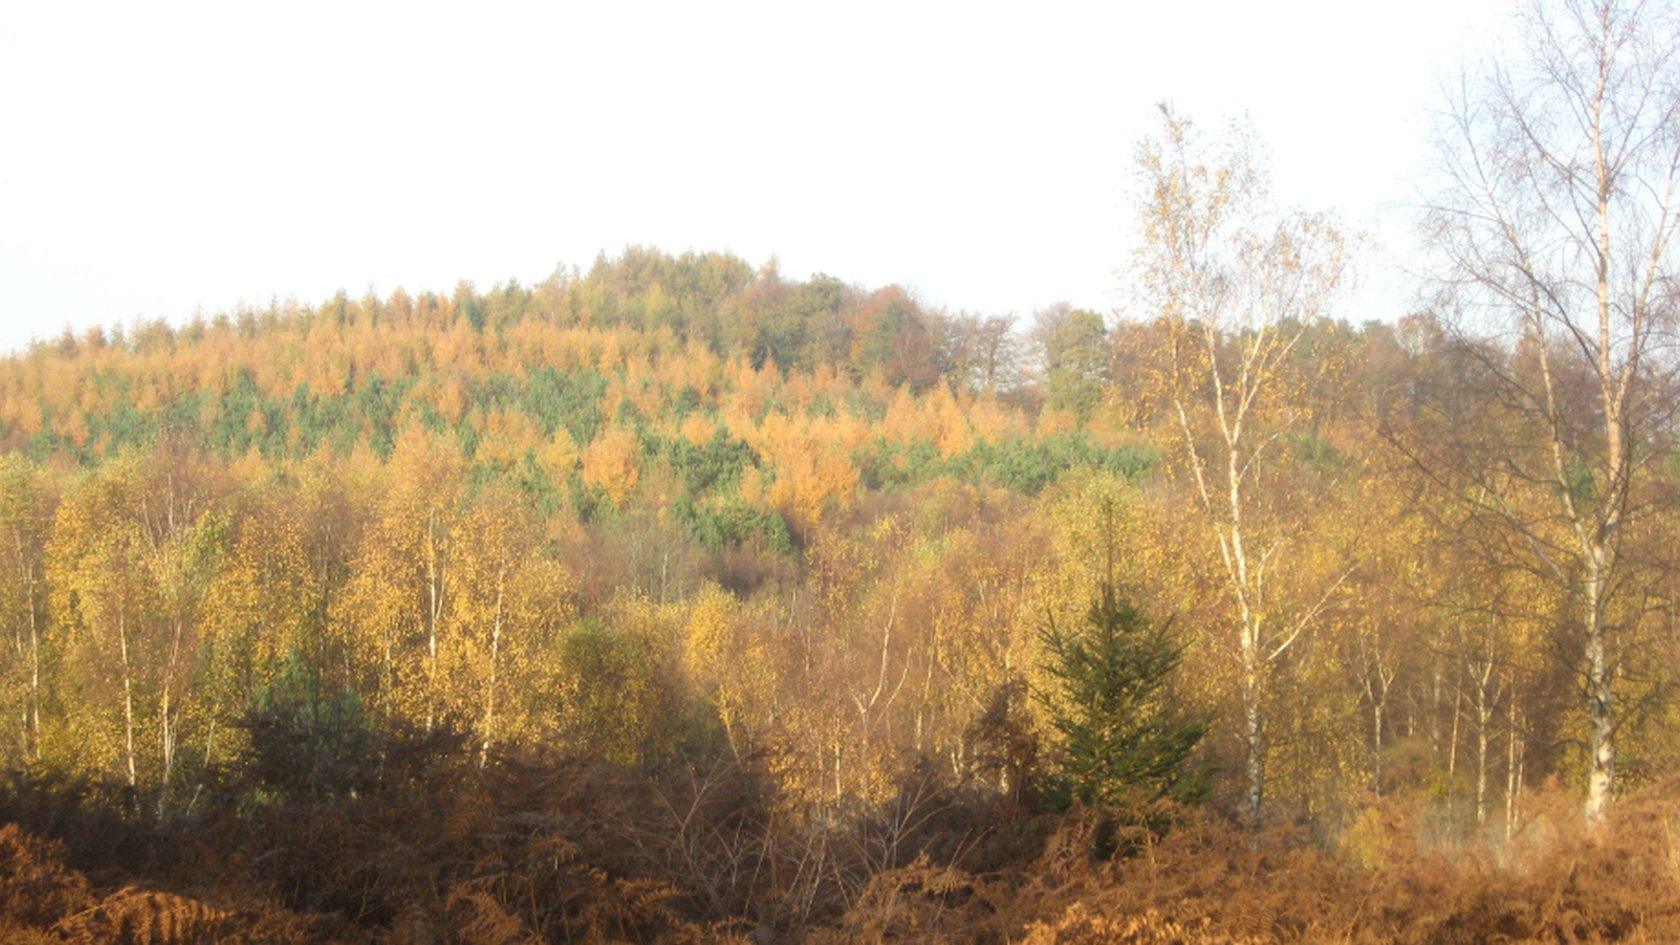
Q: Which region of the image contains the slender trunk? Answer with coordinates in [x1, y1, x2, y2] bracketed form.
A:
[1243, 652, 1263, 826]
[203, 716, 217, 770]
[1583, 586, 1614, 824]
[478, 566, 505, 768]
[1584, 640, 1617, 813]
[158, 610, 187, 821]
[1363, 651, 1391, 796]
[1447, 686, 1462, 783]
[721, 711, 741, 763]
[184, 714, 218, 818]
[1505, 695, 1520, 840]
[1229, 447, 1266, 828]
[1372, 699, 1384, 795]
[26, 563, 40, 762]
[117, 612, 138, 804]
[1516, 725, 1526, 828]
[1430, 662, 1442, 761]
[914, 643, 936, 755]
[1474, 681, 1490, 826]
[424, 510, 442, 734]
[158, 684, 174, 820]
[1583, 62, 1618, 827]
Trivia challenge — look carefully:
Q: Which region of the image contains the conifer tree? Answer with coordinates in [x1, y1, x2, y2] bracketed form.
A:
[1038, 538, 1208, 807]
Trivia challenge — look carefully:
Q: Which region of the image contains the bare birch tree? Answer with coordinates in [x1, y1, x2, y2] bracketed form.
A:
[1423, 0, 1680, 824]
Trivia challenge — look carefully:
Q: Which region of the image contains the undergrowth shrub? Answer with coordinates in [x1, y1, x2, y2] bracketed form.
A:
[3, 742, 1680, 944]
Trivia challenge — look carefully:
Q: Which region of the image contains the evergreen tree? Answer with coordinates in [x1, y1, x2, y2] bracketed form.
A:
[1038, 572, 1208, 808]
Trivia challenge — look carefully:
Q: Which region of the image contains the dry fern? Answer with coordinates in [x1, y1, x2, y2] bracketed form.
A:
[52, 886, 237, 945]
[0, 823, 94, 927]
[1022, 903, 1268, 945]
[445, 882, 542, 945]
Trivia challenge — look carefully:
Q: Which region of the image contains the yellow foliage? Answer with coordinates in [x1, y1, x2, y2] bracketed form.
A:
[679, 413, 716, 446]
[475, 408, 541, 468]
[748, 414, 860, 535]
[54, 411, 89, 448]
[581, 426, 642, 504]
[536, 427, 580, 481]
[438, 374, 469, 424]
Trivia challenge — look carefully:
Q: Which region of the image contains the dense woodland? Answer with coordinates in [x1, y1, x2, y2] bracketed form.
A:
[4, 1, 1680, 942]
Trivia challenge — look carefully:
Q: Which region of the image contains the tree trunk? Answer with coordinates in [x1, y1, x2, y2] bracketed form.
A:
[478, 566, 505, 769]
[1475, 684, 1489, 826]
[1505, 695, 1521, 840]
[1372, 699, 1384, 796]
[158, 610, 187, 821]
[117, 612, 138, 807]
[1583, 587, 1614, 824]
[424, 509, 442, 734]
[158, 684, 174, 820]
[1582, 60, 1619, 826]
[1363, 650, 1392, 797]
[1447, 686, 1462, 782]
[24, 561, 40, 763]
[1242, 652, 1263, 826]
[1430, 663, 1442, 762]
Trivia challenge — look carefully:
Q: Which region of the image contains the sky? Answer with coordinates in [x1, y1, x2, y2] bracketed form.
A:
[0, 0, 1514, 353]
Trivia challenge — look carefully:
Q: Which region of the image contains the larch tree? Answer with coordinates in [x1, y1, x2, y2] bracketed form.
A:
[581, 425, 643, 506]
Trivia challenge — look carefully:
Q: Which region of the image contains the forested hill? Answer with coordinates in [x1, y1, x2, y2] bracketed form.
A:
[1, 248, 1161, 523]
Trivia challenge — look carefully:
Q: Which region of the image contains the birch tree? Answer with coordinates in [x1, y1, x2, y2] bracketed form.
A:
[48, 460, 154, 806]
[1422, 0, 1680, 823]
[450, 484, 569, 766]
[1132, 106, 1352, 825]
[341, 424, 466, 730]
[130, 447, 223, 819]
[0, 457, 53, 764]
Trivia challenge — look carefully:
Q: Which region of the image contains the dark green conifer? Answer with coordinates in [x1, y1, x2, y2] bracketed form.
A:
[1038, 517, 1208, 807]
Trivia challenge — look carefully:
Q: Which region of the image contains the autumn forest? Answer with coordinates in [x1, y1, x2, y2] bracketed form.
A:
[4, 2, 1680, 943]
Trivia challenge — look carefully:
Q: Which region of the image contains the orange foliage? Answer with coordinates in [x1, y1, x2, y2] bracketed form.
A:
[581, 426, 642, 504]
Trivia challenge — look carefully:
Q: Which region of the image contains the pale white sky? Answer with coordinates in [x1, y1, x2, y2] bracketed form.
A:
[0, 0, 1512, 353]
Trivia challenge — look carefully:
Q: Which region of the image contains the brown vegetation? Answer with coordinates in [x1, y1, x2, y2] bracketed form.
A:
[4, 745, 1680, 944]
